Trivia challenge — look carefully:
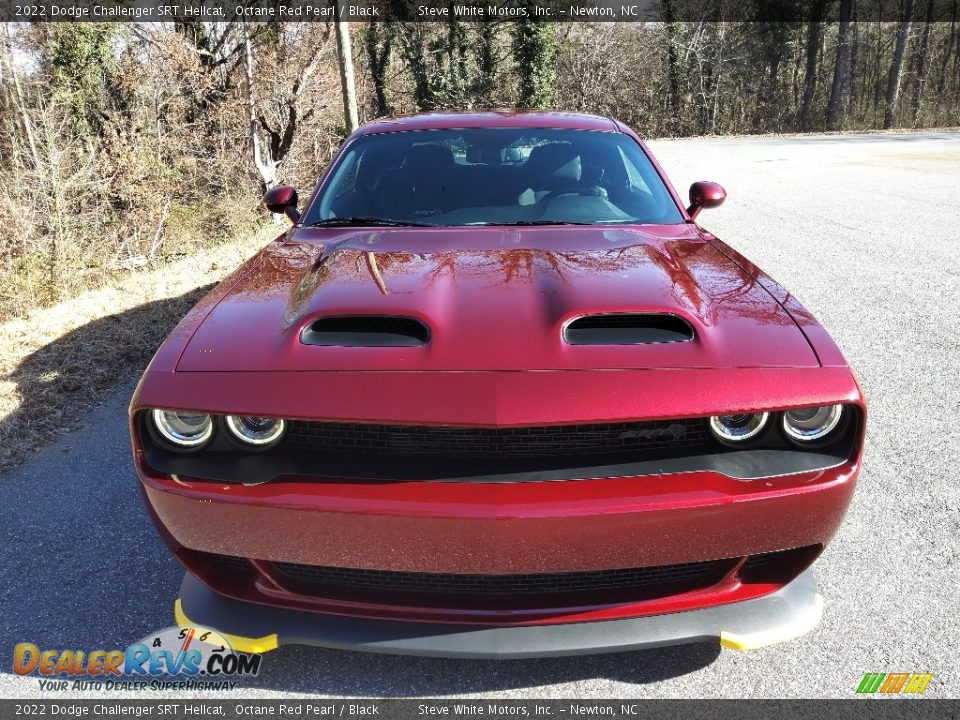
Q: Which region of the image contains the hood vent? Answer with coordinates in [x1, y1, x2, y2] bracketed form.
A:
[301, 315, 430, 347]
[564, 313, 694, 346]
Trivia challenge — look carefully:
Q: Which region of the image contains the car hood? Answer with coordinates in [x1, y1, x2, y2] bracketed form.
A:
[176, 225, 818, 372]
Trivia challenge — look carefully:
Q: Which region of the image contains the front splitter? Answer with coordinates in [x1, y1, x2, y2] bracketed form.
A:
[174, 570, 823, 659]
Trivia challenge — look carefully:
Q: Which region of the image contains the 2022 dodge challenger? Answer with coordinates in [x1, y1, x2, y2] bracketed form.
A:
[130, 111, 865, 658]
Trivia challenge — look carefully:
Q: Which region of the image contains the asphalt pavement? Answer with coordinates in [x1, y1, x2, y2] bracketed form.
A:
[1, 130, 958, 699]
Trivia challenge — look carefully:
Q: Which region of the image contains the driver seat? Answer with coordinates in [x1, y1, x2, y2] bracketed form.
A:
[518, 143, 585, 205]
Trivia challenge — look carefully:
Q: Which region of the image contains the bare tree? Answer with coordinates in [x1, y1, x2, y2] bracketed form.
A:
[799, 0, 829, 130]
[910, 0, 936, 126]
[363, 21, 393, 117]
[827, 0, 854, 130]
[334, 12, 359, 133]
[884, 0, 916, 129]
[244, 25, 330, 190]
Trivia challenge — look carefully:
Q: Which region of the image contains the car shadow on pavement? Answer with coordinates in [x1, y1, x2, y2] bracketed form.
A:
[243, 642, 722, 696]
[0, 286, 214, 472]
[0, 288, 210, 662]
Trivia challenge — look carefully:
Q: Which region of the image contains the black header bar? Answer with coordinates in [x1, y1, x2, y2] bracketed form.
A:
[0, 700, 957, 719]
[0, 0, 946, 23]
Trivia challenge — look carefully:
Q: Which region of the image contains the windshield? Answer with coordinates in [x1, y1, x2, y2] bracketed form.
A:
[303, 128, 684, 227]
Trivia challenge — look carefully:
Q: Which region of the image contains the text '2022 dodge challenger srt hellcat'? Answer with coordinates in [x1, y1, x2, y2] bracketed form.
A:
[130, 112, 865, 658]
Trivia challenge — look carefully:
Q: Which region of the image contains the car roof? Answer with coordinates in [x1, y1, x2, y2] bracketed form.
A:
[354, 110, 622, 136]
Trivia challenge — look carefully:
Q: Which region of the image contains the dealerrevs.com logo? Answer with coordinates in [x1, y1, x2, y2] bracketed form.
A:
[13, 624, 262, 691]
[856, 672, 934, 694]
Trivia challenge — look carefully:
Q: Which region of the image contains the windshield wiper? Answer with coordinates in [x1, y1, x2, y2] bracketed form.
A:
[308, 216, 432, 228]
[469, 220, 594, 226]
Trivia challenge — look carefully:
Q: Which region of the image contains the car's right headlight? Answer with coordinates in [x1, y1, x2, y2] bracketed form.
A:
[151, 409, 214, 448]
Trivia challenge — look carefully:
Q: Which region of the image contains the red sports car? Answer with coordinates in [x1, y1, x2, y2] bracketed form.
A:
[130, 111, 865, 657]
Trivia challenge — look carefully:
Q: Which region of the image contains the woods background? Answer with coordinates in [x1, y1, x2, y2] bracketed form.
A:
[1, 16, 958, 320]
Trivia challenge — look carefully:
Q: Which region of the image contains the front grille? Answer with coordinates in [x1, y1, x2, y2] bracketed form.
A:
[210, 555, 253, 573]
[287, 418, 711, 457]
[271, 559, 726, 596]
[740, 551, 779, 570]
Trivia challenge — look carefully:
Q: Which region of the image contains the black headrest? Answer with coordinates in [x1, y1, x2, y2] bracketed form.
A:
[403, 144, 455, 173]
[525, 143, 582, 185]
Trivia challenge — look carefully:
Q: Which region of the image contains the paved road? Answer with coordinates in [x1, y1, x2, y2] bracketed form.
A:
[2, 131, 959, 699]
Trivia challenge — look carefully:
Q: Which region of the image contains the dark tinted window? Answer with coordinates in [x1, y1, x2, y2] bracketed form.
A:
[304, 128, 683, 227]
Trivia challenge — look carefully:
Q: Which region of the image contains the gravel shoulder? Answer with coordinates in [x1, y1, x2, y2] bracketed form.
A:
[1, 131, 958, 699]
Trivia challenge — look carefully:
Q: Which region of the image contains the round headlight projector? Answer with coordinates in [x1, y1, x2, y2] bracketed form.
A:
[782, 405, 843, 442]
[225, 415, 286, 447]
[151, 409, 213, 448]
[709, 412, 769, 443]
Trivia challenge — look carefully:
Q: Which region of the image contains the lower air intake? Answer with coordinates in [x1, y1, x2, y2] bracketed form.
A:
[272, 559, 727, 596]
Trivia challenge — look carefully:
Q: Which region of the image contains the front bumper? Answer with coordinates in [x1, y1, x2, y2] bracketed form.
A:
[141, 462, 857, 577]
[141, 459, 855, 625]
[175, 568, 823, 658]
[134, 369, 862, 629]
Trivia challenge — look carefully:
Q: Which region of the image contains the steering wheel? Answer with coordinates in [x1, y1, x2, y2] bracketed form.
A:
[540, 186, 607, 203]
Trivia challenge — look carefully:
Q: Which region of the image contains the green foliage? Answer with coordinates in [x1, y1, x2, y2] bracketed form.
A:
[512, 19, 557, 108]
[473, 22, 498, 104]
[45, 24, 120, 136]
[363, 22, 394, 116]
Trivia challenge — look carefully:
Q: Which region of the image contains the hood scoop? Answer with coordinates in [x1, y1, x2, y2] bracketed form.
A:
[563, 313, 694, 346]
[301, 315, 430, 347]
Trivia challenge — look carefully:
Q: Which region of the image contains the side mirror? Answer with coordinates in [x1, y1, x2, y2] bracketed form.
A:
[687, 181, 726, 220]
[263, 185, 300, 224]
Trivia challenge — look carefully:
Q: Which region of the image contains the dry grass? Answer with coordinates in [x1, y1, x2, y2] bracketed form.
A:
[0, 225, 278, 474]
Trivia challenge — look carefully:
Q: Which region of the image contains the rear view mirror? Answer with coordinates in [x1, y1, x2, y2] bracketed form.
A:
[263, 185, 300, 224]
[687, 181, 726, 220]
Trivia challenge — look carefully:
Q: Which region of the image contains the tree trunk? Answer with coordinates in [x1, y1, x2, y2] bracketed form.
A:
[397, 25, 435, 110]
[884, 0, 915, 129]
[475, 23, 497, 104]
[661, 0, 685, 117]
[2, 26, 42, 170]
[709, 21, 726, 133]
[243, 32, 277, 191]
[826, 0, 854, 130]
[334, 10, 359, 133]
[936, 0, 958, 94]
[850, 17, 862, 124]
[445, 15, 469, 104]
[363, 22, 392, 117]
[799, 0, 828, 131]
[910, 0, 935, 126]
[512, 17, 557, 108]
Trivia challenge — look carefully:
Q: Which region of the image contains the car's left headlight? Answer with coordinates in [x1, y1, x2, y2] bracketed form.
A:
[709, 412, 769, 443]
[782, 405, 844, 442]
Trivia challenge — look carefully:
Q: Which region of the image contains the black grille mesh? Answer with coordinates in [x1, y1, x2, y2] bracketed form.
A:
[272, 559, 725, 596]
[741, 551, 779, 570]
[287, 418, 711, 457]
